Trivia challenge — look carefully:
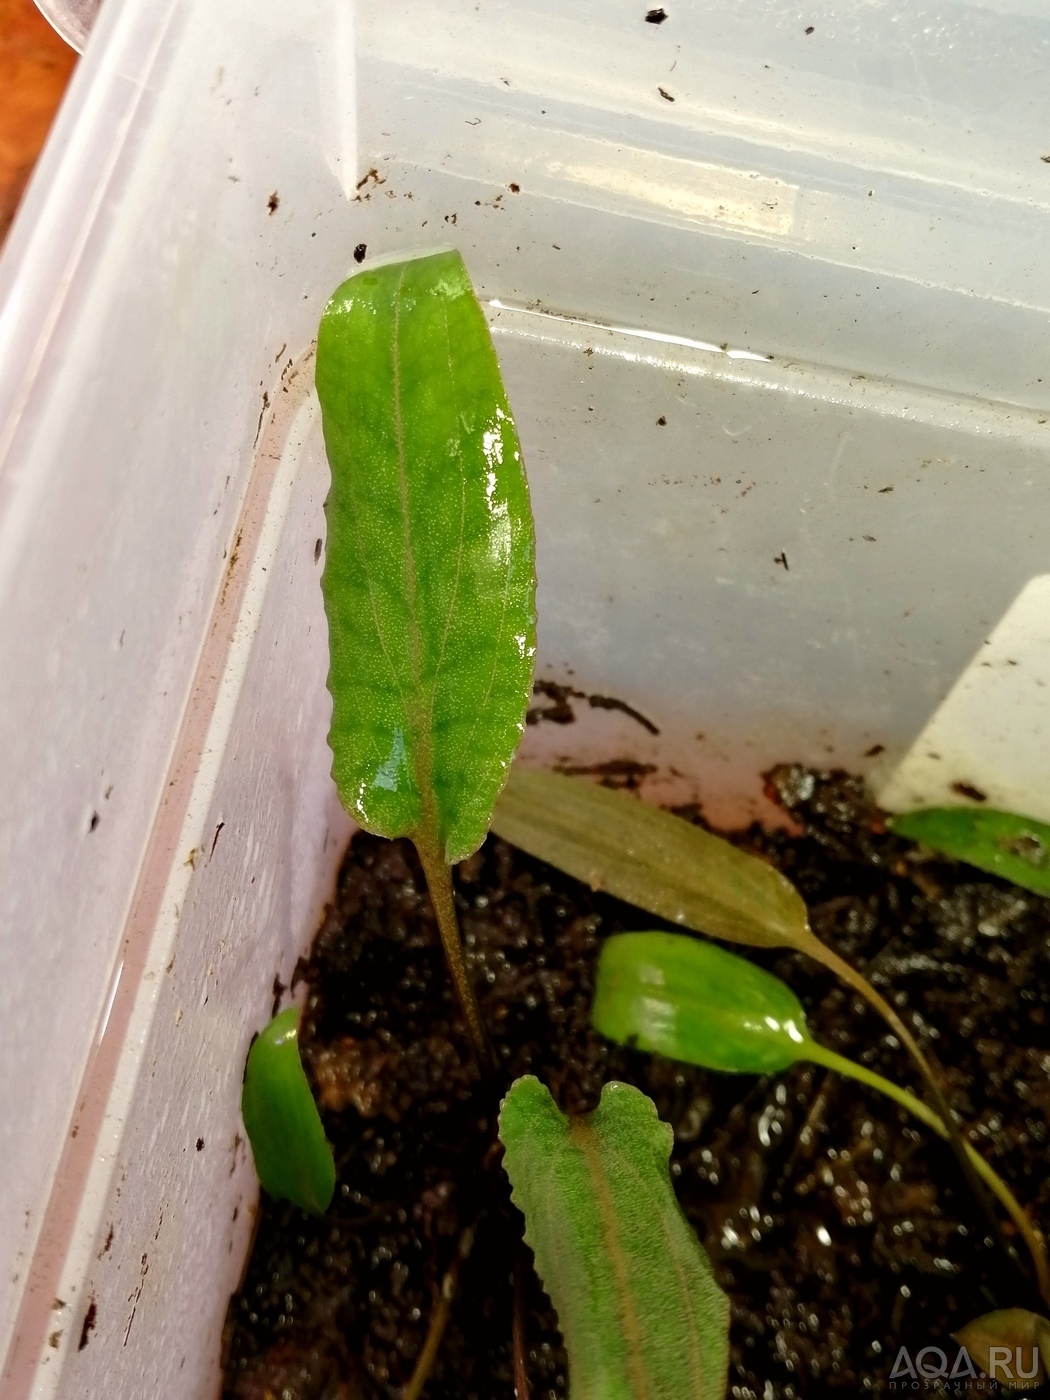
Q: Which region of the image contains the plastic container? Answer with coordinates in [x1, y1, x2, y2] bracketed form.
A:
[2, 1, 1049, 1395]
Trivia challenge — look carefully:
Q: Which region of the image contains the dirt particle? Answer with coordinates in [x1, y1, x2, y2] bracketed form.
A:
[587, 693, 660, 736]
[266, 191, 279, 215]
[526, 679, 582, 726]
[656, 415, 667, 426]
[100, 1226, 114, 1258]
[951, 781, 988, 803]
[353, 243, 367, 264]
[805, 24, 815, 33]
[78, 1301, 97, 1351]
[88, 811, 100, 833]
[210, 821, 225, 857]
[196, 1137, 205, 1152]
[864, 743, 886, 758]
[271, 974, 286, 1018]
[509, 182, 520, 193]
[645, 6, 668, 21]
[555, 757, 657, 790]
[774, 552, 789, 571]
[253, 393, 270, 450]
[48, 1330, 61, 1349]
[657, 86, 675, 102]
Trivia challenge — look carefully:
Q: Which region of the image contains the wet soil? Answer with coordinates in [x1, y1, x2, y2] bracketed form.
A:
[221, 768, 1050, 1399]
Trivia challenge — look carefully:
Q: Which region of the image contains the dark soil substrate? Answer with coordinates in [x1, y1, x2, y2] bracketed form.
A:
[221, 767, 1050, 1399]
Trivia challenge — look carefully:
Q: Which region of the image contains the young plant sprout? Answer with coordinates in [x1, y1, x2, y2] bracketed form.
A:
[492, 767, 996, 1241]
[499, 1076, 729, 1400]
[241, 1007, 335, 1215]
[591, 929, 1050, 1309]
[243, 251, 738, 1397]
[315, 249, 537, 1072]
[952, 1309, 1050, 1388]
[891, 806, 1050, 896]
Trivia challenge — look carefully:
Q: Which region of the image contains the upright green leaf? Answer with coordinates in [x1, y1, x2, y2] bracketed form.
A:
[491, 767, 813, 951]
[242, 1008, 335, 1215]
[316, 249, 536, 866]
[316, 249, 537, 1065]
[890, 807, 1050, 896]
[500, 1076, 729, 1400]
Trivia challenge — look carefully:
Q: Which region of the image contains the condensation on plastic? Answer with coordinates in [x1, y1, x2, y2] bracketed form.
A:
[33, 0, 101, 52]
[1, 0, 1049, 1396]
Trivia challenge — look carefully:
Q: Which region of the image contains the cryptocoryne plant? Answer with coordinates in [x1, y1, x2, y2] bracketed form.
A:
[241, 1006, 335, 1215]
[500, 1077, 730, 1400]
[891, 805, 1050, 897]
[491, 767, 1002, 1254]
[242, 250, 733, 1399]
[316, 248, 537, 1071]
[591, 929, 1050, 1309]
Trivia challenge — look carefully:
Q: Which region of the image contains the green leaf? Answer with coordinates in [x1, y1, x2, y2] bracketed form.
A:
[591, 932, 1050, 1301]
[952, 1310, 1050, 1387]
[593, 930, 811, 1074]
[316, 249, 536, 866]
[499, 1076, 729, 1400]
[241, 1007, 335, 1215]
[491, 772, 989, 1206]
[491, 767, 814, 951]
[890, 807, 1050, 896]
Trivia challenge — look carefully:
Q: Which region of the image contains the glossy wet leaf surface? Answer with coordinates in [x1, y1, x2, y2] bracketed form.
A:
[491, 767, 813, 951]
[242, 1007, 335, 1215]
[499, 1076, 729, 1400]
[891, 806, 1050, 897]
[316, 249, 536, 865]
[593, 930, 812, 1074]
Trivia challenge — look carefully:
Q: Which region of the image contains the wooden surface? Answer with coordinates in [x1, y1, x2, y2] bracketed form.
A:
[0, 0, 76, 243]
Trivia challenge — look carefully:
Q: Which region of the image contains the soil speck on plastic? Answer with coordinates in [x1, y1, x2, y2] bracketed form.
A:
[645, 7, 668, 22]
[78, 1300, 96, 1352]
[222, 768, 1050, 1398]
[950, 782, 988, 803]
[267, 191, 279, 215]
[353, 244, 367, 264]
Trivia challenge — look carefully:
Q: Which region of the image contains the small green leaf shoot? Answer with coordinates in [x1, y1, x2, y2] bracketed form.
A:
[491, 769, 982, 1227]
[241, 1007, 336, 1215]
[316, 250, 536, 1066]
[952, 1309, 1050, 1388]
[499, 1076, 729, 1400]
[594, 931, 806, 1076]
[593, 931, 1050, 1306]
[890, 807, 1050, 896]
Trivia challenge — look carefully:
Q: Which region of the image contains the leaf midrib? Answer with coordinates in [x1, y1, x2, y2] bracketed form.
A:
[570, 1119, 651, 1400]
